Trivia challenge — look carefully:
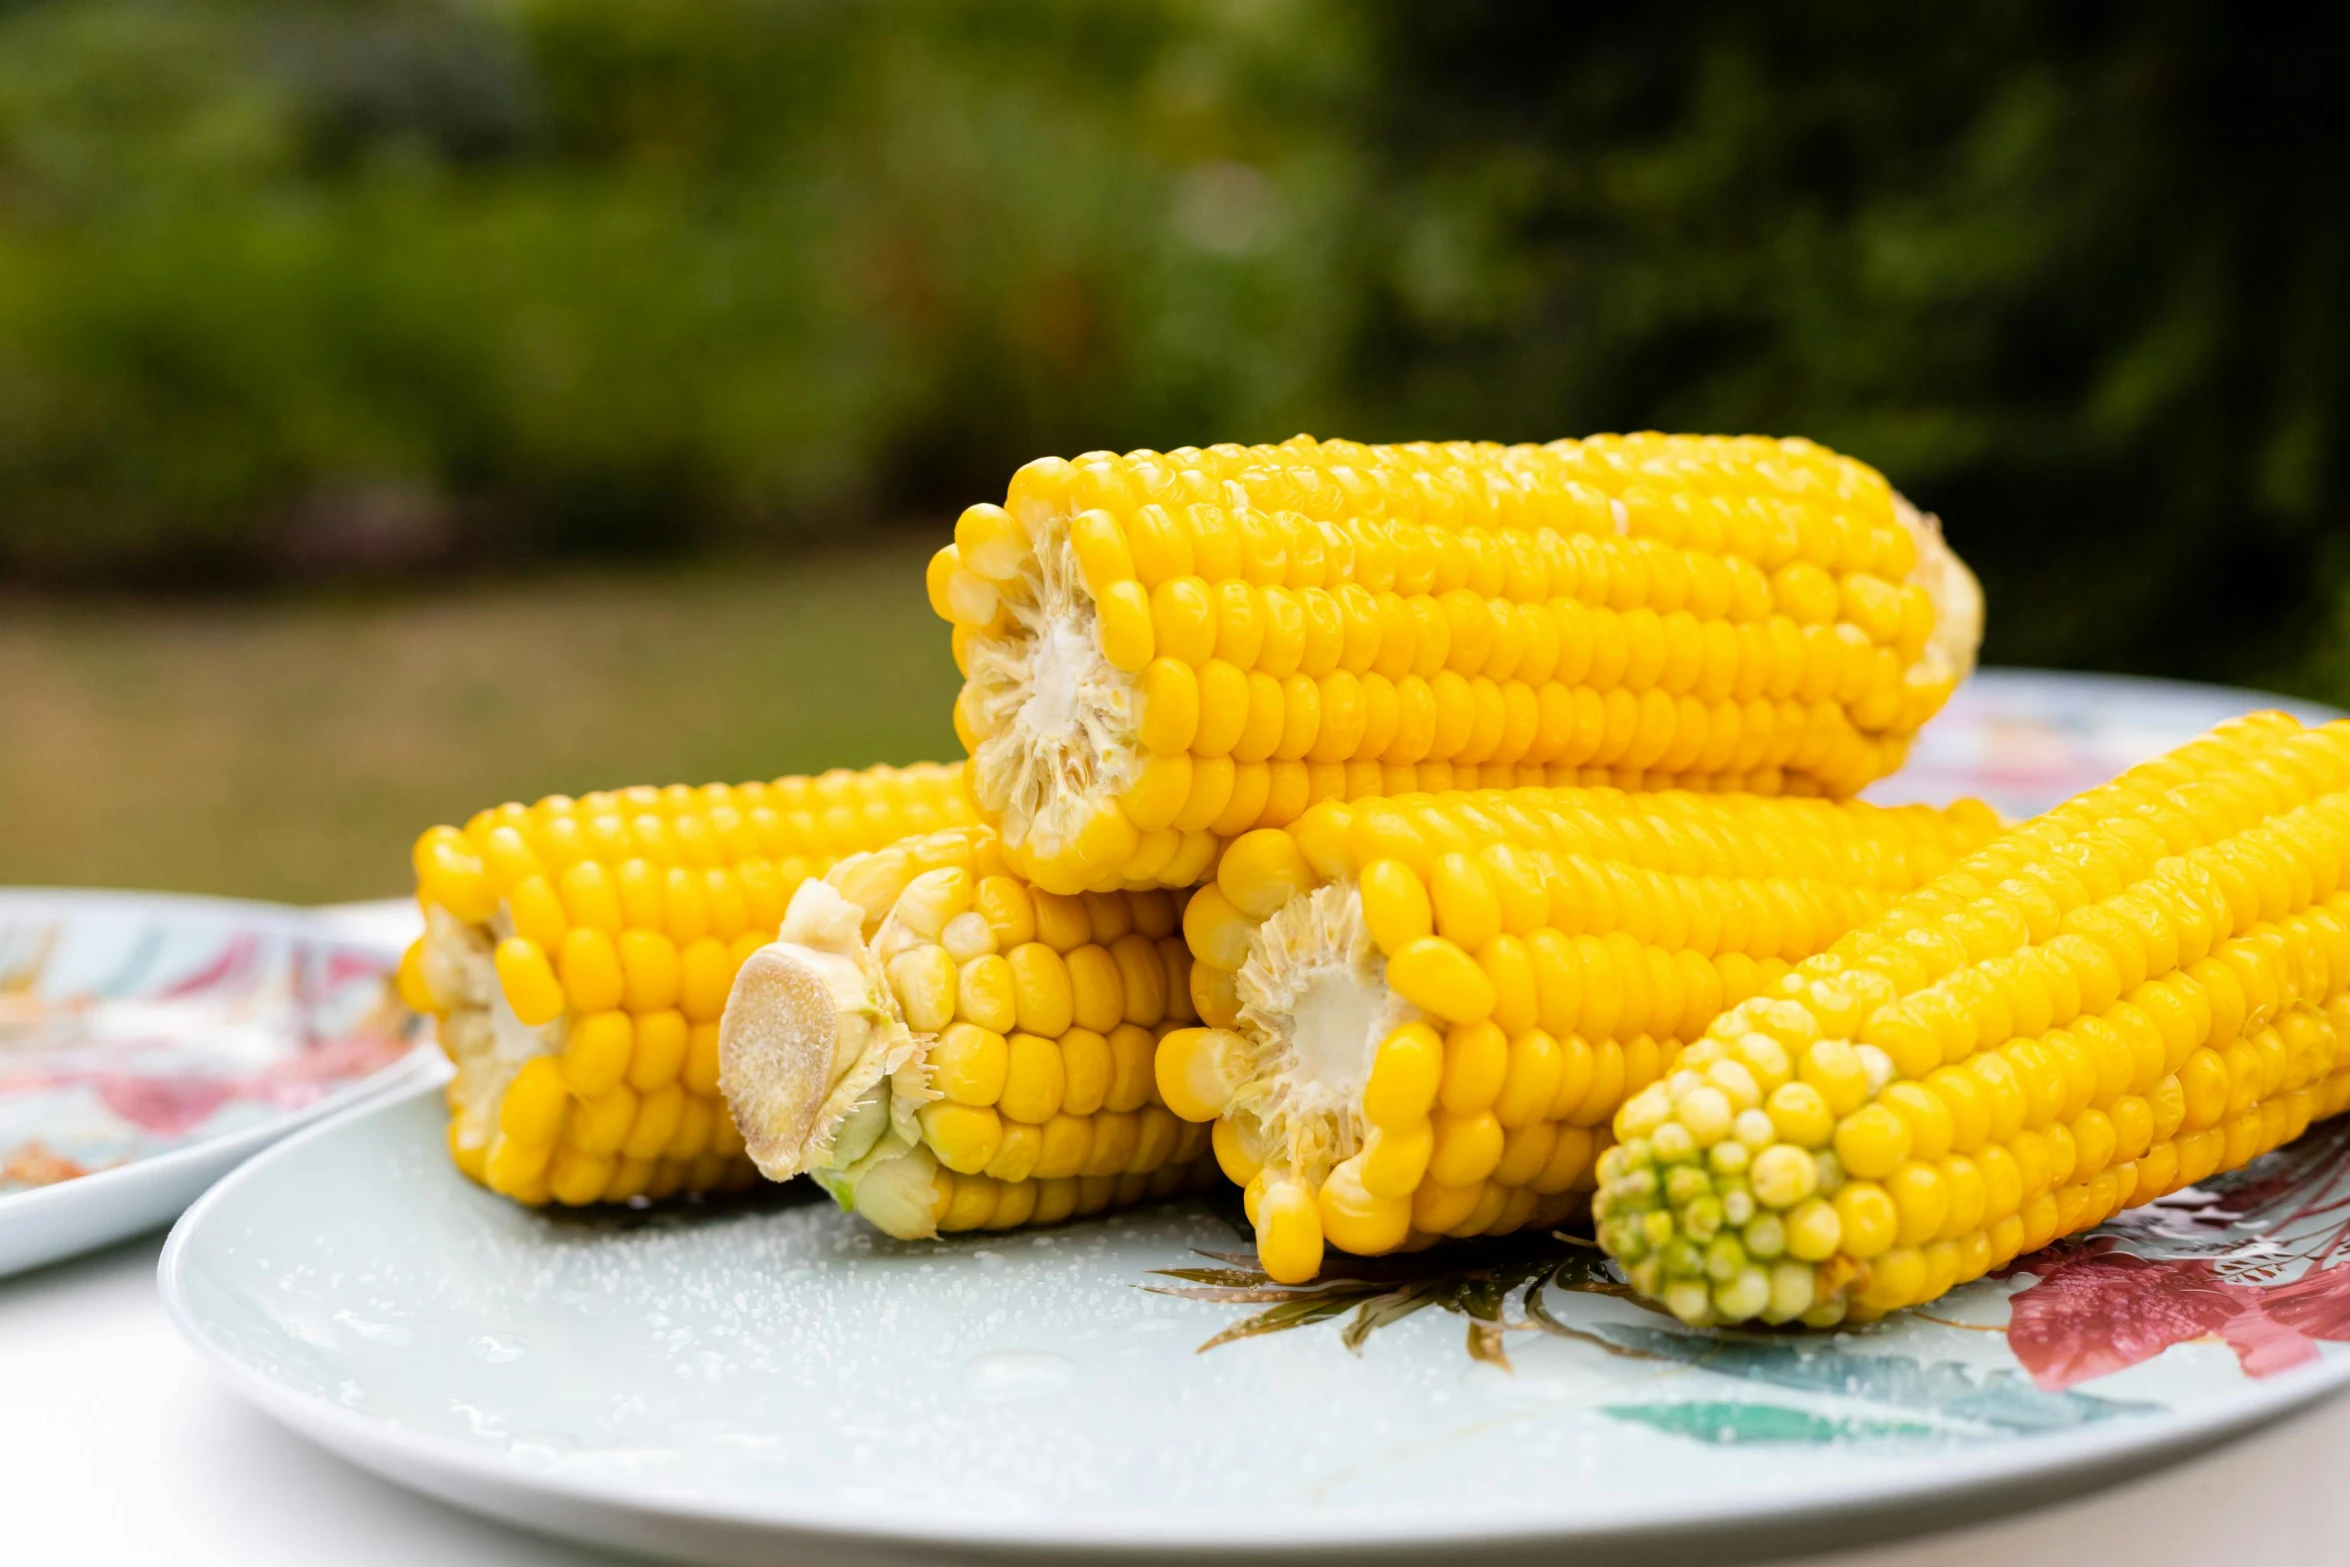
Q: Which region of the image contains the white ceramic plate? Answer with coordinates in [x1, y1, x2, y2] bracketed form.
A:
[0, 889, 430, 1278]
[161, 1085, 2350, 1566]
[156, 672, 2350, 1563]
[1864, 667, 2345, 819]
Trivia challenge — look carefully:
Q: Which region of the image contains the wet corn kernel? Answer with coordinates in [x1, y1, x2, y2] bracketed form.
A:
[949, 436, 1980, 894]
[1172, 782, 1997, 1280]
[413, 762, 971, 1207]
[1601, 713, 2350, 1327]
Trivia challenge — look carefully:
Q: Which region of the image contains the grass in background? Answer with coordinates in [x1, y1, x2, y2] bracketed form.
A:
[0, 540, 962, 903]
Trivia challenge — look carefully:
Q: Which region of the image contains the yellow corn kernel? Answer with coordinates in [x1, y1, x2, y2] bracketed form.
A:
[976, 875, 1037, 948]
[1064, 945, 1125, 1033]
[1014, 887, 1079, 950]
[956, 954, 1019, 1033]
[1103, 1022, 1157, 1111]
[498, 1056, 569, 1147]
[1438, 1021, 1510, 1114]
[1363, 1023, 1445, 1128]
[1006, 943, 1076, 1037]
[665, 1096, 714, 1161]
[1493, 1029, 1566, 1129]
[999, 1033, 1068, 1124]
[1834, 1103, 1913, 1179]
[1360, 1120, 1434, 1197]
[548, 1149, 617, 1207]
[888, 944, 959, 1033]
[416, 832, 499, 923]
[506, 876, 570, 954]
[397, 937, 438, 1014]
[495, 937, 565, 1027]
[1431, 854, 1502, 950]
[915, 1018, 1005, 1105]
[1411, 1178, 1483, 1235]
[921, 1102, 1005, 1175]
[1386, 936, 1497, 1022]
[1190, 959, 1241, 1028]
[560, 1010, 633, 1097]
[1427, 1109, 1505, 1186]
[683, 1021, 723, 1095]
[1061, 1027, 1113, 1116]
[675, 936, 732, 1021]
[1255, 1179, 1325, 1285]
[1318, 1159, 1412, 1255]
[1218, 829, 1317, 919]
[1181, 885, 1256, 972]
[618, 928, 681, 1013]
[483, 1133, 551, 1196]
[1155, 1026, 1250, 1122]
[1357, 862, 1435, 953]
[558, 860, 625, 935]
[571, 1085, 639, 1156]
[624, 1084, 686, 1161]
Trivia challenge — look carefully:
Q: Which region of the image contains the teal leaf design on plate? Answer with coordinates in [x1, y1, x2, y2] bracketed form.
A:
[1604, 1402, 1942, 1445]
[1577, 1323, 2160, 1434]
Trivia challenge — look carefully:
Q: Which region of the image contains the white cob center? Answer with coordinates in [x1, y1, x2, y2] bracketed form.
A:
[1236, 882, 1416, 1175]
[419, 904, 561, 1158]
[962, 513, 1140, 861]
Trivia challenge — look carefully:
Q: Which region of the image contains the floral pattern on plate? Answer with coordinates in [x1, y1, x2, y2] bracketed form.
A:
[1152, 1114, 2350, 1447]
[0, 892, 420, 1196]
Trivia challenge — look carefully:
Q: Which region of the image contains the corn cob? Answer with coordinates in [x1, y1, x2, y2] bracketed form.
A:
[1596, 712, 2350, 1328]
[931, 433, 1982, 896]
[719, 825, 1220, 1238]
[1152, 785, 2002, 1283]
[400, 763, 973, 1206]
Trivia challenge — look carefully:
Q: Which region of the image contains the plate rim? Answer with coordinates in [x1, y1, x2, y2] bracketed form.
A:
[159, 1083, 2350, 1558]
[0, 886, 431, 1229]
[0, 883, 411, 938]
[1933, 667, 2345, 721]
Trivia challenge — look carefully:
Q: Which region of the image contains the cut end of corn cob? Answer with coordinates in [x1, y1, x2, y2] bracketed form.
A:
[935, 433, 1983, 895]
[1596, 712, 2350, 1329]
[720, 825, 1219, 1240]
[406, 762, 972, 1206]
[719, 880, 909, 1179]
[1161, 785, 2002, 1284]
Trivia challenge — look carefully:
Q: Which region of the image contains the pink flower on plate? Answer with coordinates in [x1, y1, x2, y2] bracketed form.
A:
[94, 1072, 236, 1136]
[2002, 1119, 2350, 1391]
[243, 1032, 413, 1107]
[2002, 1241, 2347, 1389]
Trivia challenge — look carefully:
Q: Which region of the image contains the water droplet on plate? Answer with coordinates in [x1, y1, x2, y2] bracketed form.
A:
[962, 1349, 1079, 1400]
[468, 1333, 528, 1363]
[333, 1309, 413, 1347]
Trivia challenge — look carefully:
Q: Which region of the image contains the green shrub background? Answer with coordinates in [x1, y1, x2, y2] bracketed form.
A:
[3, 0, 2346, 898]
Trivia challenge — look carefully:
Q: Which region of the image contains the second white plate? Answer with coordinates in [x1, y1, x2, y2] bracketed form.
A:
[0, 889, 429, 1277]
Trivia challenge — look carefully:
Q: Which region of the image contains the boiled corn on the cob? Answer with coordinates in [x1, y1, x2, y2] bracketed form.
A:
[932, 433, 1982, 896]
[401, 762, 973, 1205]
[719, 825, 1218, 1238]
[1153, 785, 2002, 1283]
[1597, 712, 2350, 1328]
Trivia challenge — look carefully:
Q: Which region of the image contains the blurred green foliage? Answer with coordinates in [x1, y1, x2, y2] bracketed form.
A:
[0, 0, 2343, 691]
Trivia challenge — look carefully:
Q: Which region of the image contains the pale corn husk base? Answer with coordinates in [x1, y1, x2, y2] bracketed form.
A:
[961, 514, 1140, 873]
[1233, 882, 1419, 1187]
[717, 879, 943, 1237]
